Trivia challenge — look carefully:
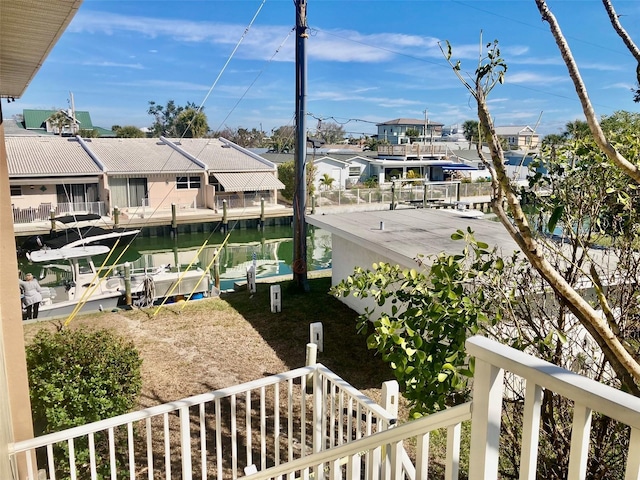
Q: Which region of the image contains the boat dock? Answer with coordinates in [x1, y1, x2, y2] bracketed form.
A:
[13, 204, 295, 239]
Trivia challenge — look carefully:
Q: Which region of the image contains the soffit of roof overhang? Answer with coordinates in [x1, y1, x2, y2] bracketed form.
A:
[0, 0, 83, 99]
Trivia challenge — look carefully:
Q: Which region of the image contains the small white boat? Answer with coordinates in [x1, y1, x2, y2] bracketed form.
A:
[26, 245, 212, 320]
[26, 245, 123, 320]
[126, 265, 211, 307]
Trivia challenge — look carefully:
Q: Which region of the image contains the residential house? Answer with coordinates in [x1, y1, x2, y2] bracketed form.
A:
[376, 118, 444, 145]
[80, 137, 207, 214]
[494, 125, 539, 149]
[6, 136, 285, 223]
[164, 137, 284, 210]
[6, 136, 107, 220]
[21, 108, 116, 137]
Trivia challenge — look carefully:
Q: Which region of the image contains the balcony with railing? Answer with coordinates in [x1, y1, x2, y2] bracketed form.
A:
[12, 202, 106, 224]
[377, 143, 449, 159]
[10, 335, 640, 479]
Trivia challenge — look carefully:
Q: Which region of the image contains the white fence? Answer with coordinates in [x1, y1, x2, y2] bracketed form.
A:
[10, 364, 398, 480]
[315, 182, 491, 208]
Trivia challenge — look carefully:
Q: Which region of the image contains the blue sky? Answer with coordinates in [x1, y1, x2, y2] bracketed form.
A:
[5, 0, 640, 137]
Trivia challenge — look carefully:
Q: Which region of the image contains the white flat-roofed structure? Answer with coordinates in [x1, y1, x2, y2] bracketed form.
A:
[307, 208, 519, 314]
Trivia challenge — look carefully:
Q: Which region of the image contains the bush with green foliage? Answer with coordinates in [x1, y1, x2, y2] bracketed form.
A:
[27, 328, 142, 478]
[332, 229, 514, 415]
[27, 328, 142, 433]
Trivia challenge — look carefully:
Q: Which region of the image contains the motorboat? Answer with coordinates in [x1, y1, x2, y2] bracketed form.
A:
[18, 226, 140, 255]
[25, 245, 212, 320]
[125, 264, 212, 307]
[25, 245, 124, 320]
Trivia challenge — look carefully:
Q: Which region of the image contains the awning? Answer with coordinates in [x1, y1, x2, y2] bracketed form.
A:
[438, 164, 478, 171]
[214, 172, 285, 192]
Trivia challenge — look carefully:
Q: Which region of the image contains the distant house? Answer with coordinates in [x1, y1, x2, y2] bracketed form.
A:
[20, 109, 116, 137]
[6, 136, 107, 218]
[376, 118, 444, 145]
[7, 135, 284, 221]
[494, 125, 539, 149]
[311, 155, 374, 191]
[165, 137, 284, 211]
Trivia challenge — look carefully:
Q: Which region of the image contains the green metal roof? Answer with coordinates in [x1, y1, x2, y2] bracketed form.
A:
[23, 109, 94, 130]
[90, 127, 116, 137]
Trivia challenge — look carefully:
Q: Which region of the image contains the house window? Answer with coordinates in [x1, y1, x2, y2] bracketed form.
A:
[176, 176, 201, 189]
[348, 166, 361, 176]
[10, 185, 22, 196]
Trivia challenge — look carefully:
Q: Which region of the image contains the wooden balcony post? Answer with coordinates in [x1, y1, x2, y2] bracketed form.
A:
[469, 357, 504, 479]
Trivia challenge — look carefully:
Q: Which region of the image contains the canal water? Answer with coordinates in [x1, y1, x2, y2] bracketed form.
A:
[18, 225, 332, 292]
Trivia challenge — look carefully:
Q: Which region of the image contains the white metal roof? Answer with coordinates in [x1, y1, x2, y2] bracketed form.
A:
[6, 136, 102, 176]
[214, 172, 285, 192]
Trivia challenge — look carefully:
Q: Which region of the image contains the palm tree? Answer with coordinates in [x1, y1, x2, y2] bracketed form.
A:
[462, 119, 480, 148]
[47, 111, 71, 136]
[319, 173, 335, 191]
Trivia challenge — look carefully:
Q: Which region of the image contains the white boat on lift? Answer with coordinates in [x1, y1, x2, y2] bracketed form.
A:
[26, 245, 123, 320]
[26, 245, 213, 320]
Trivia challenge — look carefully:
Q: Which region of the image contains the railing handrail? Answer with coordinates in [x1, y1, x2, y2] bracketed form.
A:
[466, 335, 640, 429]
[243, 402, 472, 479]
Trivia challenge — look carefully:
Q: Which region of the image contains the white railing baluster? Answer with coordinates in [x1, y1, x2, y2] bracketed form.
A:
[625, 427, 640, 479]
[288, 378, 293, 461]
[260, 386, 266, 470]
[520, 381, 543, 480]
[390, 440, 403, 479]
[68, 438, 77, 480]
[88, 432, 97, 480]
[313, 367, 323, 478]
[567, 403, 592, 480]
[127, 422, 135, 480]
[338, 389, 344, 446]
[468, 356, 504, 479]
[231, 394, 238, 479]
[329, 382, 336, 448]
[163, 413, 170, 480]
[199, 402, 206, 479]
[46, 443, 56, 480]
[415, 432, 430, 480]
[365, 410, 373, 479]
[145, 417, 153, 480]
[215, 397, 223, 479]
[347, 397, 353, 443]
[180, 406, 193, 480]
[301, 374, 307, 458]
[246, 390, 253, 469]
[25, 450, 35, 480]
[108, 427, 116, 480]
[445, 423, 461, 480]
[274, 383, 280, 467]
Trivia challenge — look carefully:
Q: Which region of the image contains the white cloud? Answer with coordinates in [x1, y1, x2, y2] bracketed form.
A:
[506, 72, 570, 85]
[107, 79, 211, 91]
[82, 61, 144, 70]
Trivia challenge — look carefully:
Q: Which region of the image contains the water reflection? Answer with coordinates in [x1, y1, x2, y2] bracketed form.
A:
[19, 226, 332, 292]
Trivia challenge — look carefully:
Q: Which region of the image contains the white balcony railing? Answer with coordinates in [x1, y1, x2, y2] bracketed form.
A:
[11, 336, 640, 479]
[10, 364, 401, 480]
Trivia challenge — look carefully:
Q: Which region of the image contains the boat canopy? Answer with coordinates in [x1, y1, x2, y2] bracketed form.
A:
[27, 245, 111, 263]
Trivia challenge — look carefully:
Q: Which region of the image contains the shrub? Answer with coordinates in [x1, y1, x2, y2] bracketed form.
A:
[27, 328, 142, 478]
[27, 328, 142, 434]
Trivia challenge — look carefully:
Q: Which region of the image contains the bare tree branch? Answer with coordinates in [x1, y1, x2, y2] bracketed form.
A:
[535, 0, 640, 184]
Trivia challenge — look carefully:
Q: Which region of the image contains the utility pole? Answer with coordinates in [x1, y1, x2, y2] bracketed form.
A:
[293, 0, 309, 291]
[423, 108, 428, 143]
